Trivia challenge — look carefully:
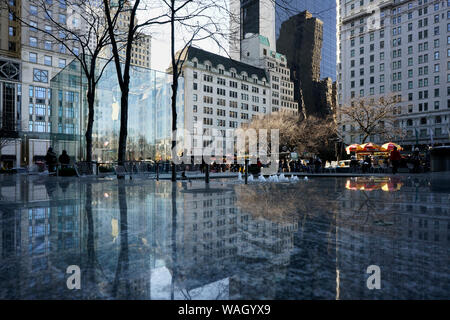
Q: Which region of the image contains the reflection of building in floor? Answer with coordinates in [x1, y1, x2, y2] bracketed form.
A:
[1, 177, 449, 299]
[176, 185, 298, 299]
[336, 178, 450, 299]
[0, 178, 84, 299]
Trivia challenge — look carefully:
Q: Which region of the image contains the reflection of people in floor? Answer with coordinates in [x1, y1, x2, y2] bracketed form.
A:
[44, 180, 57, 199]
[59, 180, 70, 193]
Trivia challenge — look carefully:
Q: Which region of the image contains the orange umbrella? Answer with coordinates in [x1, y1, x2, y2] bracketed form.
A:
[346, 144, 362, 154]
[360, 142, 381, 151]
[381, 142, 403, 151]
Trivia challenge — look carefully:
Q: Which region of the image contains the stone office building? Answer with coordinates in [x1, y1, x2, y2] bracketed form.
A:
[337, 0, 450, 147]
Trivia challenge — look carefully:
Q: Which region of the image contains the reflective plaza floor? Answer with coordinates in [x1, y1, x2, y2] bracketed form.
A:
[0, 173, 449, 300]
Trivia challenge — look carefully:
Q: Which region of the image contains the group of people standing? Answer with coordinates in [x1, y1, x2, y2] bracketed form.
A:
[388, 146, 427, 174]
[45, 147, 70, 173]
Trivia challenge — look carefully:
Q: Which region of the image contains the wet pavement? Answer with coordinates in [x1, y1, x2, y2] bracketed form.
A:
[0, 173, 449, 299]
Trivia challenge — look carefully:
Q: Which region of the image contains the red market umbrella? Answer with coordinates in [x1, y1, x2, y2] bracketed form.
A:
[360, 142, 381, 152]
[381, 142, 403, 151]
[346, 144, 362, 154]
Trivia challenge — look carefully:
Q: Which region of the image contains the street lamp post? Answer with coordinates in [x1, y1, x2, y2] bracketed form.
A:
[244, 159, 249, 185]
[205, 163, 210, 184]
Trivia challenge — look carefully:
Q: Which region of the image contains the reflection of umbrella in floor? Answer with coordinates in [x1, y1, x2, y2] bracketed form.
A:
[363, 181, 381, 191]
[381, 142, 403, 151]
[345, 179, 381, 191]
[346, 179, 364, 191]
[346, 178, 395, 191]
[381, 181, 404, 192]
[360, 142, 381, 151]
[345, 144, 362, 154]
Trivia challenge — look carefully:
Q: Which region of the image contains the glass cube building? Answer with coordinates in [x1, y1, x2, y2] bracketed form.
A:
[275, 0, 337, 81]
[49, 58, 184, 162]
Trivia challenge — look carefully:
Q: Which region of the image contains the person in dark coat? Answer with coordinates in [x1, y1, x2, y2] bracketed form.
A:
[390, 147, 402, 175]
[411, 148, 421, 173]
[59, 150, 70, 168]
[362, 155, 372, 173]
[45, 147, 57, 173]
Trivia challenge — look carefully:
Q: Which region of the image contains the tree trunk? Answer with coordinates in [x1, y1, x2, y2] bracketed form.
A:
[170, 8, 178, 182]
[362, 134, 369, 143]
[170, 182, 177, 299]
[118, 87, 129, 165]
[171, 80, 178, 182]
[85, 84, 95, 164]
[84, 183, 96, 297]
[113, 180, 130, 298]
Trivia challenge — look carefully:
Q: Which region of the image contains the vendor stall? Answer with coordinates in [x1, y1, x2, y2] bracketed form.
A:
[345, 142, 404, 166]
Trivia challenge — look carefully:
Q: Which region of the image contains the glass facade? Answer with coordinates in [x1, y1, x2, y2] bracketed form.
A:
[275, 0, 337, 81]
[241, 0, 260, 39]
[50, 58, 184, 162]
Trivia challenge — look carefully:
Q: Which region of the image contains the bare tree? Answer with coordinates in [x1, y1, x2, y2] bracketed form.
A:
[102, 0, 172, 165]
[339, 95, 405, 143]
[242, 111, 336, 156]
[5, 0, 121, 164]
[160, 0, 234, 181]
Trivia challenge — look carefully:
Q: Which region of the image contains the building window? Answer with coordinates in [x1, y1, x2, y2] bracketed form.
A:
[35, 104, 46, 116]
[35, 121, 46, 132]
[29, 21, 38, 32]
[44, 56, 52, 66]
[35, 86, 46, 101]
[33, 69, 49, 83]
[29, 37, 37, 47]
[45, 41, 52, 50]
[58, 59, 66, 68]
[29, 52, 37, 63]
[30, 5, 38, 15]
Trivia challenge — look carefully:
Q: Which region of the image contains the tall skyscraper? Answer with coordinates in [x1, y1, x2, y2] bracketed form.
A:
[277, 11, 336, 118]
[275, 0, 337, 81]
[230, 0, 276, 61]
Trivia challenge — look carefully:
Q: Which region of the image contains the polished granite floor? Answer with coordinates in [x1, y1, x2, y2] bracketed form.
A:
[0, 173, 449, 300]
